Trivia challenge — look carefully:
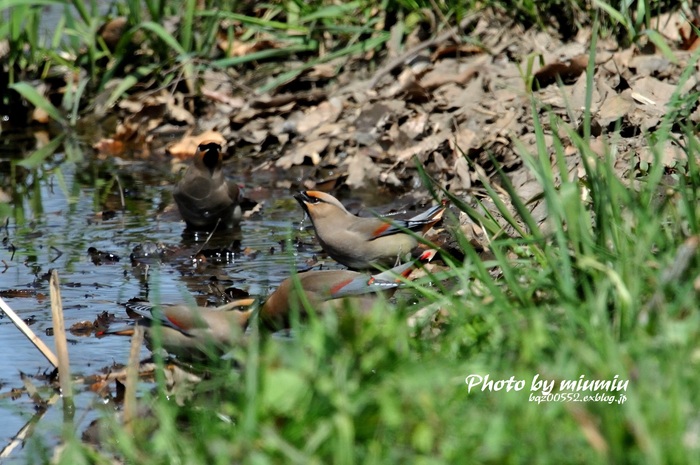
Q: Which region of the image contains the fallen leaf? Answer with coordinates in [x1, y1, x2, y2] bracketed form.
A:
[345, 151, 381, 188]
[597, 89, 635, 126]
[93, 138, 126, 157]
[275, 139, 329, 169]
[167, 130, 226, 159]
[532, 55, 588, 89]
[296, 97, 344, 136]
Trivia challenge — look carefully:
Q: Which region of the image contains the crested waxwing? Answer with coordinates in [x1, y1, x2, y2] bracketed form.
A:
[295, 190, 444, 270]
[99, 299, 254, 359]
[260, 248, 436, 330]
[100, 250, 435, 356]
[173, 141, 242, 231]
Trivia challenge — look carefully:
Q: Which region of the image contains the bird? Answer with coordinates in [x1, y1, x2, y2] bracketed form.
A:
[259, 248, 436, 330]
[99, 250, 436, 357]
[173, 141, 242, 231]
[294, 190, 445, 270]
[100, 299, 255, 359]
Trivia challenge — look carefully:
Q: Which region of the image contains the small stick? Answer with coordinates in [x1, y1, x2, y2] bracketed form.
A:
[49, 270, 72, 401]
[123, 325, 145, 431]
[114, 174, 126, 210]
[0, 296, 58, 368]
[194, 217, 221, 257]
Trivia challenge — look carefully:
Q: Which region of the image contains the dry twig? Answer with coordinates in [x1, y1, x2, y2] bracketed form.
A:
[0, 296, 58, 368]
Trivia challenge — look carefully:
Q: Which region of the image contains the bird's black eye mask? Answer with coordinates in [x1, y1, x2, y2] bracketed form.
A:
[295, 191, 321, 204]
[201, 143, 221, 173]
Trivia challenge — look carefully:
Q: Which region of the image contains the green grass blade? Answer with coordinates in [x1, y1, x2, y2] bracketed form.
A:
[211, 42, 318, 68]
[15, 134, 66, 170]
[10, 82, 68, 126]
[199, 10, 307, 32]
[139, 21, 187, 55]
[642, 30, 677, 63]
[180, 0, 195, 52]
[256, 34, 388, 94]
[0, 0, 63, 9]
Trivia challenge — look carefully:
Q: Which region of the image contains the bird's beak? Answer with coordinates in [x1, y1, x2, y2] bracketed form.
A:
[294, 191, 314, 203]
[294, 191, 314, 213]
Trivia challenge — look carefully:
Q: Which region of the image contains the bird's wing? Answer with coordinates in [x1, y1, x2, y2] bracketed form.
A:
[177, 176, 215, 201]
[364, 205, 445, 240]
[124, 302, 197, 336]
[329, 249, 436, 298]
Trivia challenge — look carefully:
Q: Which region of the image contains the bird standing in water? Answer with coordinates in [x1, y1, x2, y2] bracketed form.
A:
[295, 190, 444, 270]
[173, 141, 242, 231]
[259, 249, 435, 330]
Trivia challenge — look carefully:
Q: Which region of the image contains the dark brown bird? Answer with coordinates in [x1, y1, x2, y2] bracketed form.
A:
[295, 190, 444, 270]
[173, 141, 242, 231]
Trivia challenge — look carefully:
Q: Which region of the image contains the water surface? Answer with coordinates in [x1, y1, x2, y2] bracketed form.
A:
[0, 147, 324, 460]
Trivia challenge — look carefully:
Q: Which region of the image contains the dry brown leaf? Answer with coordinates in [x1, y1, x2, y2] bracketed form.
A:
[393, 132, 449, 164]
[400, 111, 429, 140]
[628, 55, 673, 76]
[422, 55, 488, 91]
[639, 140, 686, 167]
[219, 38, 280, 57]
[630, 76, 677, 108]
[451, 126, 479, 155]
[567, 406, 609, 455]
[167, 130, 226, 159]
[307, 122, 346, 141]
[345, 151, 381, 188]
[164, 93, 195, 126]
[251, 90, 325, 110]
[434, 77, 484, 112]
[569, 72, 604, 114]
[296, 97, 344, 135]
[202, 89, 245, 108]
[680, 18, 700, 51]
[118, 98, 145, 114]
[452, 156, 471, 190]
[238, 117, 270, 146]
[430, 43, 483, 61]
[93, 138, 126, 157]
[353, 101, 405, 146]
[32, 107, 49, 124]
[384, 68, 429, 101]
[306, 58, 346, 79]
[98, 16, 128, 51]
[598, 90, 635, 126]
[533, 55, 588, 89]
[69, 320, 95, 336]
[275, 139, 329, 169]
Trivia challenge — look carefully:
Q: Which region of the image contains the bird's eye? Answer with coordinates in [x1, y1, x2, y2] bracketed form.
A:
[308, 196, 321, 204]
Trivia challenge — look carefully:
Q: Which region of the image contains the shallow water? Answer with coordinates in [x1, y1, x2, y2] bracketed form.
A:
[0, 146, 328, 460]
